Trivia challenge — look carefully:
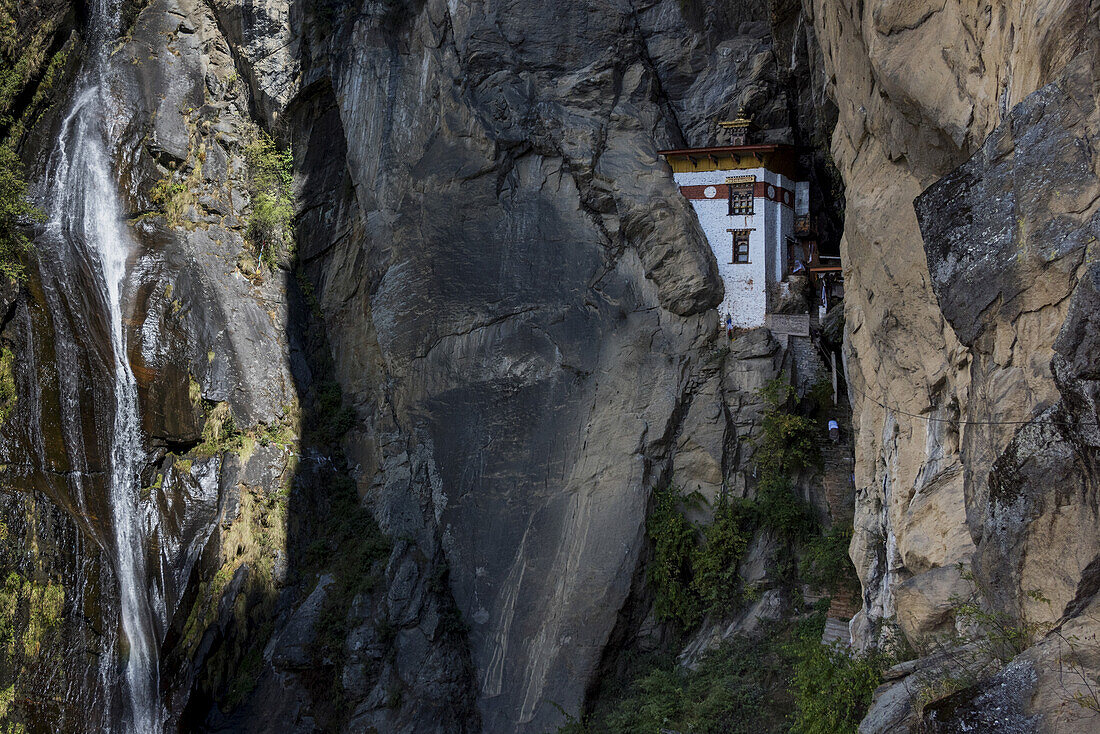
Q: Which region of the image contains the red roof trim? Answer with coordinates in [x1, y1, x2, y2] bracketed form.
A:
[657, 144, 794, 156]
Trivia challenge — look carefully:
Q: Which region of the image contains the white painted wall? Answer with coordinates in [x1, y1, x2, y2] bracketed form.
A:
[796, 181, 810, 216]
[674, 168, 798, 327]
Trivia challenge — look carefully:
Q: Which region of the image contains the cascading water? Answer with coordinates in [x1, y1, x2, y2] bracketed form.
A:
[43, 1, 162, 730]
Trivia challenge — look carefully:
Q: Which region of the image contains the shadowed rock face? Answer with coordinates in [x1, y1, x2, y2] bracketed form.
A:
[285, 2, 726, 729]
[2, 0, 830, 731]
[271, 0, 847, 725]
[202, 0, 845, 729]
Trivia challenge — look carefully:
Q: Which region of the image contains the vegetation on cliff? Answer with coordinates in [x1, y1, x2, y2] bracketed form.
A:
[561, 611, 886, 734]
[0, 519, 67, 734]
[0, 144, 42, 283]
[244, 131, 294, 269]
[0, 347, 16, 425]
[599, 377, 881, 733]
[647, 379, 823, 630]
[0, 1, 75, 283]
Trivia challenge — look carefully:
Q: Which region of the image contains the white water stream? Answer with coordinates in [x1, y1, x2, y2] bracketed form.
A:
[45, 1, 162, 730]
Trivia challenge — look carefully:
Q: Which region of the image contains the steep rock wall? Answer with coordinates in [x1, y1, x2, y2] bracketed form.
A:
[199, 0, 836, 731]
[810, 0, 1098, 642]
[810, 0, 1100, 730]
[0, 0, 803, 731]
[281, 2, 724, 731]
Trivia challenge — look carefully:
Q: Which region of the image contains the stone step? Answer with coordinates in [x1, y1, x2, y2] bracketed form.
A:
[821, 616, 851, 646]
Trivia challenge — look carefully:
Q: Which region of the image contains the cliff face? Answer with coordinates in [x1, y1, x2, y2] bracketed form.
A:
[3, 0, 831, 732]
[245, 1, 801, 730]
[811, 0, 1100, 730]
[3, 0, 1100, 733]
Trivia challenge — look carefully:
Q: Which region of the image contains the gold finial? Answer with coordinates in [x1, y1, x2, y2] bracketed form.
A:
[718, 109, 755, 130]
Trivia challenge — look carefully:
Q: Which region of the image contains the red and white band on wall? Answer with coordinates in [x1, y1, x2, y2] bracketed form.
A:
[677, 182, 794, 207]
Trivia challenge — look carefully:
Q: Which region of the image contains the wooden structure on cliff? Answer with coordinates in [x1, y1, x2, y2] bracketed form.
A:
[658, 116, 824, 328]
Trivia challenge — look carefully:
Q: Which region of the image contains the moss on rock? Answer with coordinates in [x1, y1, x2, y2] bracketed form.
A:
[0, 347, 14, 425]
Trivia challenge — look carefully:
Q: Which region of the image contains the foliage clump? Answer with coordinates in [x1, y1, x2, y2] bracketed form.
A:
[561, 614, 885, 734]
[310, 474, 391, 658]
[647, 487, 760, 629]
[800, 523, 860, 596]
[193, 401, 243, 457]
[149, 176, 189, 225]
[244, 131, 294, 269]
[595, 638, 783, 734]
[753, 379, 820, 478]
[788, 640, 884, 734]
[0, 145, 42, 283]
[646, 485, 702, 627]
[0, 347, 15, 425]
[690, 492, 757, 619]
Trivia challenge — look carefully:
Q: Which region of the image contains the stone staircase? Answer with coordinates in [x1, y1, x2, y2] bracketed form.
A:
[815, 346, 860, 646]
[821, 616, 851, 646]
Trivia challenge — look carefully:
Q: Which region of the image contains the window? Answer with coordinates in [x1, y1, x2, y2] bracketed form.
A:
[728, 182, 754, 215]
[729, 229, 751, 263]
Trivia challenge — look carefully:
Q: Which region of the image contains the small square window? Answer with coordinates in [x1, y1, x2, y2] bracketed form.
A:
[728, 183, 754, 216]
[730, 229, 751, 263]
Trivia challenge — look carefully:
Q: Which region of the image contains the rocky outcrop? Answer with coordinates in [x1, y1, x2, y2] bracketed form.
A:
[6, 0, 815, 730]
[917, 53, 1100, 630]
[14, 0, 1100, 732]
[810, 0, 1100, 730]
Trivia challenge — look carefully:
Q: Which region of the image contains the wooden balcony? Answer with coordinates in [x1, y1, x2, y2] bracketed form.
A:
[794, 214, 814, 237]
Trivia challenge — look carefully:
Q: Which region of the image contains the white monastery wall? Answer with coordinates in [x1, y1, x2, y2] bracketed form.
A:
[673, 168, 797, 327]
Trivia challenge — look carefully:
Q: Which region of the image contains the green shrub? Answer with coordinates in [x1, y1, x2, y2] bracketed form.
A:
[588, 636, 786, 734]
[754, 379, 820, 477]
[789, 640, 883, 734]
[756, 474, 817, 543]
[808, 378, 835, 412]
[646, 485, 701, 628]
[0, 144, 42, 283]
[800, 523, 859, 596]
[952, 596, 1049, 663]
[194, 401, 244, 456]
[560, 615, 891, 734]
[691, 492, 756, 618]
[244, 131, 294, 269]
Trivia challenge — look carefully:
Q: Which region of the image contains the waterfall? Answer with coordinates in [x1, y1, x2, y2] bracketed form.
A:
[43, 1, 162, 731]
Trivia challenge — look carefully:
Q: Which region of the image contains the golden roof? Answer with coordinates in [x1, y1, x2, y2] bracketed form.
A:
[718, 111, 755, 129]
